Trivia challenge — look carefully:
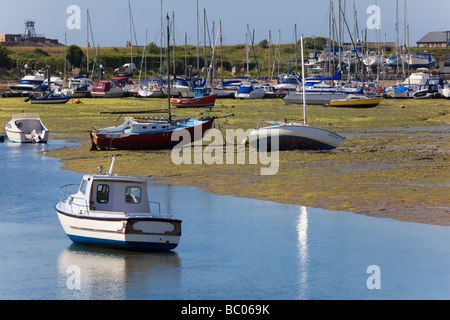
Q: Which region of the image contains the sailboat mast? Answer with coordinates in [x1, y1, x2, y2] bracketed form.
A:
[167, 13, 171, 122]
[129, 0, 133, 65]
[300, 34, 307, 125]
[220, 20, 223, 82]
[86, 9, 89, 75]
[295, 24, 298, 74]
[196, 0, 200, 73]
[160, 0, 163, 77]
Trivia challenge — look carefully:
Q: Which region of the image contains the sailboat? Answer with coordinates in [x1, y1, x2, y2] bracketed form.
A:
[247, 35, 345, 151]
[89, 14, 216, 150]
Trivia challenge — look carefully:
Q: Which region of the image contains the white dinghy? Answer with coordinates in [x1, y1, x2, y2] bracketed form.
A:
[4, 113, 49, 143]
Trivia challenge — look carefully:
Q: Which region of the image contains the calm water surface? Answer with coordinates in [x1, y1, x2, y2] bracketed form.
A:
[0, 139, 449, 300]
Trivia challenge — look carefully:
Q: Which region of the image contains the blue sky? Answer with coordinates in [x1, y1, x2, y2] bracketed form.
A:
[0, 0, 449, 48]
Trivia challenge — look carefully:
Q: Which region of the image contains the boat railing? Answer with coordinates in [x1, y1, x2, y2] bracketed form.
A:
[149, 201, 161, 214]
[59, 184, 91, 215]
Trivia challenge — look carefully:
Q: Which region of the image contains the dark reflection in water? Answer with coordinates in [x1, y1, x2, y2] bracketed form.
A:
[0, 139, 449, 300]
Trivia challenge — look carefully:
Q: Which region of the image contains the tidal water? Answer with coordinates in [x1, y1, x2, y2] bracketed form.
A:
[0, 139, 449, 300]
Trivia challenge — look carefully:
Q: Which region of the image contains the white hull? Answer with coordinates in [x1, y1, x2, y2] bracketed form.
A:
[91, 89, 123, 98]
[5, 128, 49, 143]
[283, 92, 347, 105]
[442, 87, 450, 99]
[138, 88, 165, 98]
[5, 114, 49, 143]
[235, 90, 266, 99]
[62, 88, 91, 98]
[55, 206, 181, 250]
[248, 123, 345, 151]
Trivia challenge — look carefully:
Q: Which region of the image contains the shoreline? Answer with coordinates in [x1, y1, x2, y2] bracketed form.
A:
[1, 96, 449, 226]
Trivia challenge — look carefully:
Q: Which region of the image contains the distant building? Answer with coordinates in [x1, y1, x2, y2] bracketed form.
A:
[0, 19, 63, 47]
[416, 31, 449, 48]
[0, 34, 63, 47]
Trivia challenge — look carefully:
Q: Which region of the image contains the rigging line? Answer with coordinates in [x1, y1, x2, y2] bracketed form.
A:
[87, 13, 100, 80]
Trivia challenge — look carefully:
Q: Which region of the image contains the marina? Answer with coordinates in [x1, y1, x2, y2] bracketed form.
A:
[0, 0, 449, 303]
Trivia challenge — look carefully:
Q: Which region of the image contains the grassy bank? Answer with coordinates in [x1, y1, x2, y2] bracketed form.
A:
[0, 96, 449, 225]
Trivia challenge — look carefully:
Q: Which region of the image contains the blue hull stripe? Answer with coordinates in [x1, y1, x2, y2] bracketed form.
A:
[67, 234, 178, 251]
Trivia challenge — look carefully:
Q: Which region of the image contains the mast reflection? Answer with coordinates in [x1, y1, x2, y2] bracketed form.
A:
[297, 206, 309, 299]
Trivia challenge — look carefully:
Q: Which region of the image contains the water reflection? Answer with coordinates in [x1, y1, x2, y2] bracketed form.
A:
[57, 245, 181, 300]
[297, 206, 309, 299]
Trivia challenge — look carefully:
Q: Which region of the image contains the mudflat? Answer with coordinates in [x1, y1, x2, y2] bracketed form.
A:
[1, 96, 448, 225]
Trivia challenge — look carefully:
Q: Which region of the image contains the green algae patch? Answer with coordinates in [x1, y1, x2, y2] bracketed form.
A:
[1, 96, 449, 226]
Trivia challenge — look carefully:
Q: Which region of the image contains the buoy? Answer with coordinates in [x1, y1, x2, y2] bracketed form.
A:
[75, 99, 82, 104]
[400, 105, 405, 108]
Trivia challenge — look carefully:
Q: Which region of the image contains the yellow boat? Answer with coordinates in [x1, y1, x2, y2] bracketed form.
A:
[328, 95, 382, 108]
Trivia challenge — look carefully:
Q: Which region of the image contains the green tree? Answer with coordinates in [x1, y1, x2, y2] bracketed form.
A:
[0, 45, 11, 68]
[147, 42, 160, 54]
[258, 39, 268, 49]
[66, 44, 84, 68]
[300, 36, 334, 51]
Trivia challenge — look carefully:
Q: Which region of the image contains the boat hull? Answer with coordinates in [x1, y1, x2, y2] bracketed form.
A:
[5, 128, 49, 143]
[170, 94, 217, 108]
[90, 118, 214, 150]
[55, 207, 181, 251]
[5, 115, 49, 143]
[91, 90, 123, 98]
[30, 98, 70, 104]
[329, 98, 382, 108]
[248, 124, 345, 151]
[283, 92, 348, 105]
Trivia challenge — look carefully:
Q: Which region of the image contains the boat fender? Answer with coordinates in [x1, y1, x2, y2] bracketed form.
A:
[154, 84, 158, 89]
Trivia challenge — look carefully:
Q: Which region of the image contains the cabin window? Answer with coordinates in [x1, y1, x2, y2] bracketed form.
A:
[79, 180, 88, 195]
[152, 126, 157, 129]
[96, 184, 109, 203]
[125, 186, 141, 204]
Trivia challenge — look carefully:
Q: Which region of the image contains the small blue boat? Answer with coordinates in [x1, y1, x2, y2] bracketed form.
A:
[27, 91, 72, 104]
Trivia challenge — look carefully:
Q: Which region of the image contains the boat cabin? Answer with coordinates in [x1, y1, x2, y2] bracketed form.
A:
[111, 76, 135, 88]
[128, 117, 174, 134]
[92, 80, 114, 93]
[193, 87, 211, 97]
[71, 173, 152, 214]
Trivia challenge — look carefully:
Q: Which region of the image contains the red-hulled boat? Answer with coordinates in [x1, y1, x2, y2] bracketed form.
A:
[90, 115, 215, 150]
[170, 87, 217, 108]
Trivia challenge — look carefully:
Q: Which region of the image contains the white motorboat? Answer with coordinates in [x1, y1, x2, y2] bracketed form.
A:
[235, 82, 266, 99]
[273, 76, 302, 94]
[62, 77, 93, 98]
[55, 156, 182, 251]
[387, 85, 419, 99]
[413, 79, 444, 99]
[138, 80, 165, 98]
[4, 113, 49, 143]
[8, 71, 45, 96]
